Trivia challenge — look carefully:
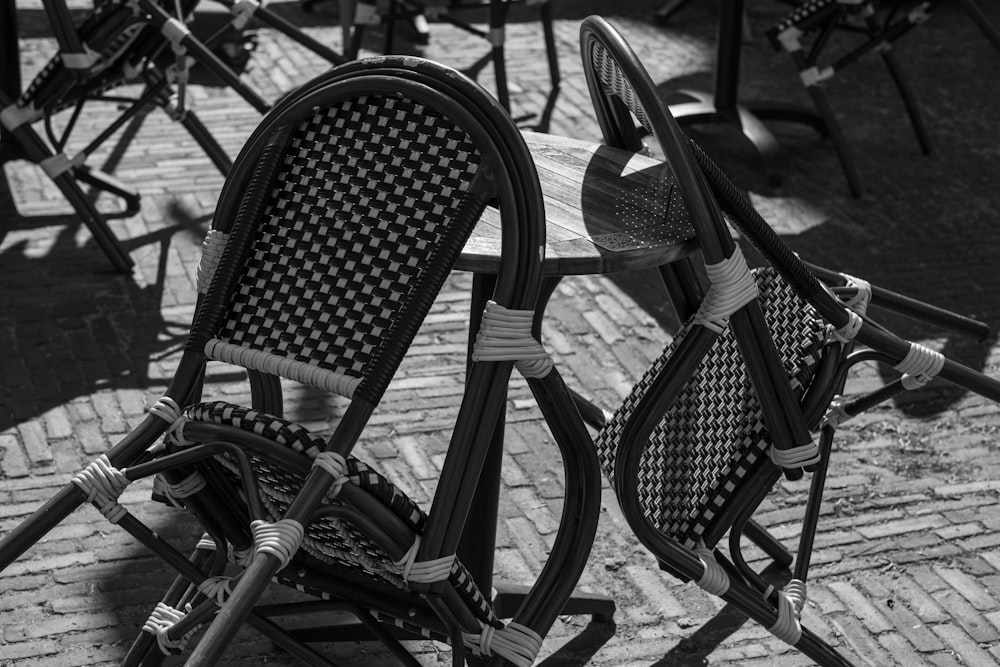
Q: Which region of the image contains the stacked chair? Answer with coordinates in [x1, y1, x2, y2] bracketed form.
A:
[341, 0, 559, 111]
[765, 0, 1000, 197]
[0, 0, 345, 272]
[0, 56, 603, 665]
[580, 15, 1000, 665]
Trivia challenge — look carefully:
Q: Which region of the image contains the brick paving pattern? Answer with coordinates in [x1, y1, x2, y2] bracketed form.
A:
[2, 0, 1000, 665]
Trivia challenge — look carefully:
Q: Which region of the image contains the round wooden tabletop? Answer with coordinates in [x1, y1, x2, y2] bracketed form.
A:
[456, 131, 698, 277]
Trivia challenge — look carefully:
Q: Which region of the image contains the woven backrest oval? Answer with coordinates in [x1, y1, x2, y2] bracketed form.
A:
[595, 269, 829, 549]
[210, 93, 484, 399]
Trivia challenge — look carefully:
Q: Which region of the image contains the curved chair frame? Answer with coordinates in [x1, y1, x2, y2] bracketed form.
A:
[0, 55, 601, 667]
[0, 0, 345, 272]
[580, 15, 1000, 666]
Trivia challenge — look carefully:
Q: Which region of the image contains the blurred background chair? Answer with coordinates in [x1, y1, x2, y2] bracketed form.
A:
[0, 0, 344, 272]
[339, 0, 559, 112]
[579, 15, 1000, 666]
[765, 0, 1000, 197]
[0, 54, 602, 666]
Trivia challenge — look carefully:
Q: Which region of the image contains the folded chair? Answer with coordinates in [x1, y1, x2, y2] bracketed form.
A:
[0, 0, 345, 272]
[765, 0, 1000, 197]
[342, 0, 560, 112]
[579, 15, 1000, 665]
[0, 54, 602, 666]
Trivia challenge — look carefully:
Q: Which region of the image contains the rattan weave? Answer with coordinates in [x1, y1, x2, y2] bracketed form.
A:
[595, 269, 828, 549]
[213, 95, 481, 388]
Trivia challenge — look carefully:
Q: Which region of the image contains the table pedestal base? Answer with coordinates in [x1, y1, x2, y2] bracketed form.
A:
[669, 89, 828, 187]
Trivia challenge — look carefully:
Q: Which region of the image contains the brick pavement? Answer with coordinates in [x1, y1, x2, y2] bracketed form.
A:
[2, 0, 1000, 665]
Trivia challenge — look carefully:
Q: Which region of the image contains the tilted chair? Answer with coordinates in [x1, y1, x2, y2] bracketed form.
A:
[580, 15, 1000, 665]
[0, 0, 344, 272]
[765, 0, 1000, 197]
[0, 56, 602, 665]
[342, 0, 560, 112]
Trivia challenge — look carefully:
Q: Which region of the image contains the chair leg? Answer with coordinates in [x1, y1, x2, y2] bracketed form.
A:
[803, 83, 864, 198]
[877, 47, 932, 154]
[488, 0, 511, 111]
[956, 0, 1000, 53]
[0, 93, 134, 271]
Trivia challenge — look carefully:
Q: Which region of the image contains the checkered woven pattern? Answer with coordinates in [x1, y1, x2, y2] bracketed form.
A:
[213, 94, 482, 392]
[594, 269, 829, 549]
[183, 402, 501, 627]
[771, 0, 840, 34]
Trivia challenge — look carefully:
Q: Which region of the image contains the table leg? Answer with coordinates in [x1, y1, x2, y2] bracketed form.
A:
[668, 0, 825, 185]
[459, 274, 614, 667]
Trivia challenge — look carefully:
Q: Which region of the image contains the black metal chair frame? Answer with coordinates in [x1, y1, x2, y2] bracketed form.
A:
[580, 15, 1000, 666]
[0, 55, 602, 666]
[0, 0, 345, 272]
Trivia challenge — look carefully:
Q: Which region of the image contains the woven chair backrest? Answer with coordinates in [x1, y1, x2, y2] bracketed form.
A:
[191, 64, 542, 408]
[595, 269, 828, 548]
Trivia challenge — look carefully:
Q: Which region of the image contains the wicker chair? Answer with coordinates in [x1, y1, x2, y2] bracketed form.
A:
[0, 56, 601, 666]
[579, 15, 1000, 666]
[0, 0, 344, 272]
[341, 0, 560, 111]
[765, 0, 1000, 197]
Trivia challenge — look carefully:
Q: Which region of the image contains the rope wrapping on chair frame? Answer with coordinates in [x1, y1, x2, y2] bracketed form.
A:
[694, 542, 731, 596]
[462, 620, 543, 667]
[895, 342, 945, 390]
[142, 601, 198, 654]
[204, 340, 363, 398]
[393, 535, 456, 585]
[71, 454, 130, 523]
[251, 518, 305, 571]
[693, 246, 759, 334]
[471, 301, 553, 378]
[767, 578, 807, 646]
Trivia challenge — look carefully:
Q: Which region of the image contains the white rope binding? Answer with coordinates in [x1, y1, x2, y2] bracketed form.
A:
[768, 578, 807, 646]
[471, 301, 553, 378]
[1, 102, 42, 130]
[71, 455, 130, 523]
[694, 543, 730, 596]
[142, 602, 196, 654]
[251, 518, 304, 571]
[229, 0, 260, 30]
[396, 536, 455, 584]
[198, 576, 235, 604]
[693, 246, 758, 334]
[40, 152, 86, 178]
[463, 621, 543, 667]
[149, 396, 192, 447]
[894, 343, 945, 390]
[205, 340, 362, 398]
[312, 451, 349, 497]
[770, 441, 820, 469]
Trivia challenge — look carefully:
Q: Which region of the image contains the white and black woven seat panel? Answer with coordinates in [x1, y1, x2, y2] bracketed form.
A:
[594, 269, 828, 548]
[772, 0, 842, 33]
[186, 402, 501, 625]
[216, 95, 482, 378]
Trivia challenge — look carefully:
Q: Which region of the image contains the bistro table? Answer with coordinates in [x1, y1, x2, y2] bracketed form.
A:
[667, 0, 826, 184]
[454, 130, 699, 633]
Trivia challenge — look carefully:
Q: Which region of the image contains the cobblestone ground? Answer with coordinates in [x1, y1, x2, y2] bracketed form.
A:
[2, 0, 1000, 665]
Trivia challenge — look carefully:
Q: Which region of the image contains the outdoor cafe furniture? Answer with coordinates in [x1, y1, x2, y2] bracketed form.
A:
[0, 55, 612, 666]
[765, 0, 1000, 197]
[0, 0, 345, 273]
[578, 14, 1000, 666]
[337, 0, 559, 112]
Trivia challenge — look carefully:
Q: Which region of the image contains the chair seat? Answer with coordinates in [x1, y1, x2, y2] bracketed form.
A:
[168, 401, 503, 628]
[594, 268, 830, 549]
